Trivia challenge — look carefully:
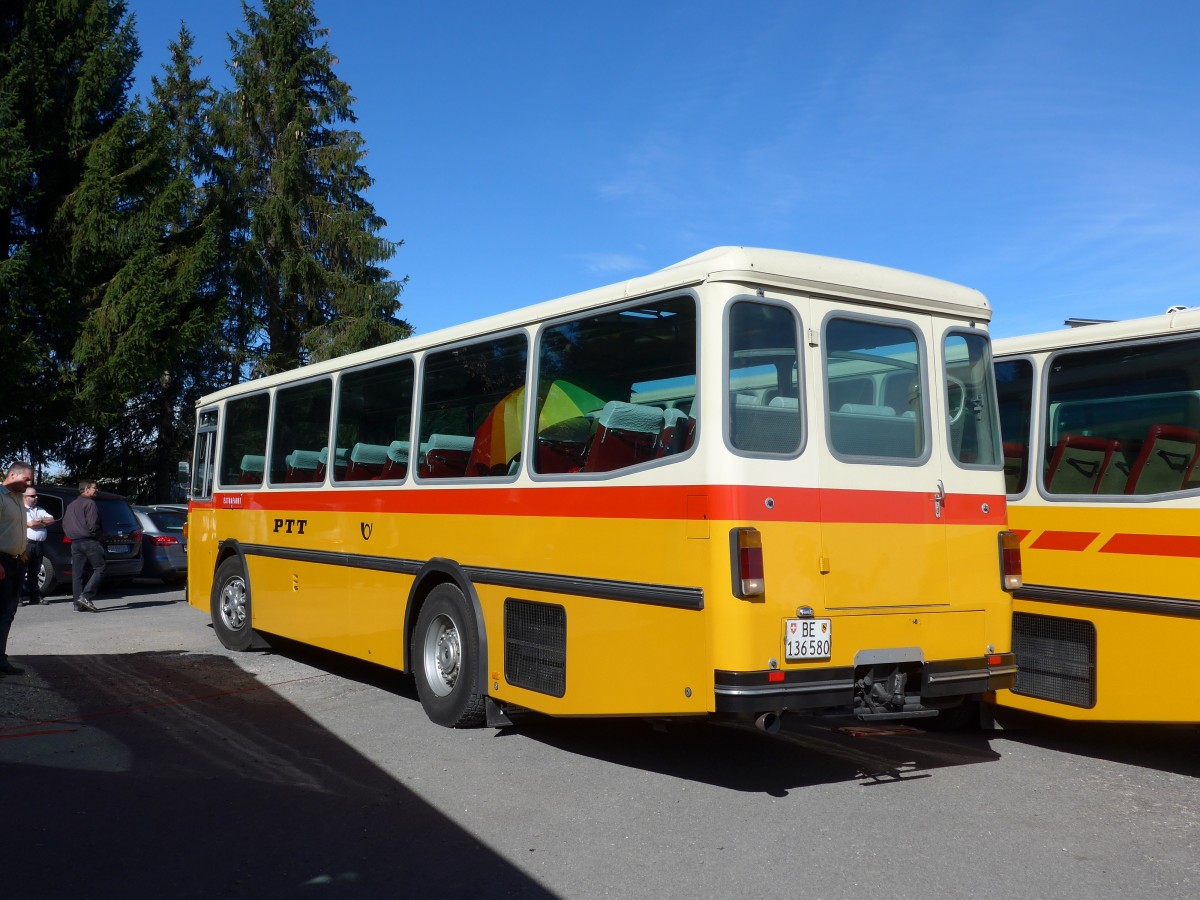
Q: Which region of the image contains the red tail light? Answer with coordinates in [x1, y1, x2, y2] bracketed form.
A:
[731, 527, 764, 598]
[147, 534, 180, 546]
[998, 530, 1022, 591]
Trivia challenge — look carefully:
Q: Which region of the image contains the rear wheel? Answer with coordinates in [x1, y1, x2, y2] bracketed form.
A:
[38, 557, 59, 595]
[211, 556, 256, 651]
[412, 583, 486, 727]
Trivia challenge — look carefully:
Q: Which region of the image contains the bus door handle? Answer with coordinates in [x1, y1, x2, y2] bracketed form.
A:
[933, 480, 945, 519]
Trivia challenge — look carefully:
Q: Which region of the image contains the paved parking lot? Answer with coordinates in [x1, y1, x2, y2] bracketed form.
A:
[3, 581, 1199, 899]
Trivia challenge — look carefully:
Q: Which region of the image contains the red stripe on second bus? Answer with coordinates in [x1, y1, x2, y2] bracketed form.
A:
[1029, 530, 1100, 552]
[1100, 533, 1200, 559]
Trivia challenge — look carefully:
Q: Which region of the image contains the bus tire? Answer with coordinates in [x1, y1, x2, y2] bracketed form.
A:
[211, 556, 256, 652]
[412, 583, 486, 728]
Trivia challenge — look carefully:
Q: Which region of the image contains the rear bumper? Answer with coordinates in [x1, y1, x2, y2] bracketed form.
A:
[713, 653, 1017, 716]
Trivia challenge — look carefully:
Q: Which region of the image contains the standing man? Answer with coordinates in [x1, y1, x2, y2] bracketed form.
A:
[21, 487, 54, 606]
[63, 480, 105, 613]
[0, 462, 34, 676]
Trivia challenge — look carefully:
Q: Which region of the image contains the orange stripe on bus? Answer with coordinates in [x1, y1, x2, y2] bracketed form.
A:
[1029, 530, 1099, 552]
[1012, 529, 1032, 543]
[1100, 533, 1200, 559]
[203, 485, 1006, 527]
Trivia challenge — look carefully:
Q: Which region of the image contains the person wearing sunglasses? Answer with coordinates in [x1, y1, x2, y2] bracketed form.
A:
[20, 488, 54, 607]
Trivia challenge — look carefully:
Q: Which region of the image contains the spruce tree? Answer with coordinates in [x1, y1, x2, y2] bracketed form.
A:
[64, 25, 223, 499]
[0, 0, 139, 472]
[219, 0, 409, 378]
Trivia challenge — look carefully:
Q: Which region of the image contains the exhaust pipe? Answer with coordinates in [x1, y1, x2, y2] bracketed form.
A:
[754, 712, 781, 735]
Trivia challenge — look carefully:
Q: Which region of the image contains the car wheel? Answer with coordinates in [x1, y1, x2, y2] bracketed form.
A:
[210, 556, 257, 651]
[411, 583, 486, 728]
[38, 557, 59, 595]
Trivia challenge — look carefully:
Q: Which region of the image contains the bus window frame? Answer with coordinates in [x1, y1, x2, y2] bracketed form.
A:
[216, 391, 271, 490]
[942, 326, 1005, 473]
[331, 354, 418, 486]
[1034, 332, 1200, 503]
[412, 327, 532, 485]
[820, 308, 932, 468]
[722, 293, 806, 461]
[527, 289, 702, 483]
[266, 375, 335, 488]
[994, 353, 1037, 500]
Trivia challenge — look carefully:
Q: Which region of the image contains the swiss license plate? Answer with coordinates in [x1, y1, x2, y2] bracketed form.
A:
[108, 544, 130, 554]
[784, 618, 832, 661]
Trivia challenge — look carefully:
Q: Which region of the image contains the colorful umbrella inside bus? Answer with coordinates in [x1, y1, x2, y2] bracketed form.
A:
[467, 380, 609, 474]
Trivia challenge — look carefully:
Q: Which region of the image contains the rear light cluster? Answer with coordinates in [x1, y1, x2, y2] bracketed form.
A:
[147, 534, 180, 546]
[998, 530, 1022, 591]
[731, 527, 764, 598]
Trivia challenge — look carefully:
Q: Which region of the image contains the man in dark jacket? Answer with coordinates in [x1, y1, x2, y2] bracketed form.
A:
[62, 480, 105, 612]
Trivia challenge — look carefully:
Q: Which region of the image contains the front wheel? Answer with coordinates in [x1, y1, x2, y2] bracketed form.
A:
[412, 583, 486, 727]
[211, 556, 257, 651]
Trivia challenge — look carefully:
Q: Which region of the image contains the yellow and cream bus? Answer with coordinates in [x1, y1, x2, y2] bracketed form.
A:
[187, 246, 1018, 730]
[993, 308, 1200, 723]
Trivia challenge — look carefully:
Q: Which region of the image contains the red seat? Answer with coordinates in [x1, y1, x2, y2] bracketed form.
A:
[1124, 425, 1200, 494]
[582, 402, 664, 473]
[1045, 434, 1120, 494]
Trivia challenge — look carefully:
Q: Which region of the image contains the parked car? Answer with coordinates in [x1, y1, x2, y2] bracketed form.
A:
[32, 485, 144, 595]
[132, 505, 187, 583]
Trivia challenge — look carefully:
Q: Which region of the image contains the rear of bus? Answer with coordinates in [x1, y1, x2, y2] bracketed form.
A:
[703, 255, 1017, 727]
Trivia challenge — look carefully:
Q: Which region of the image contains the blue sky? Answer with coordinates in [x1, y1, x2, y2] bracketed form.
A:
[125, 1, 1200, 340]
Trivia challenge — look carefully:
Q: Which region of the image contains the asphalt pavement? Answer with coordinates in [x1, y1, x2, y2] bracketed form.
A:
[3, 582, 1199, 899]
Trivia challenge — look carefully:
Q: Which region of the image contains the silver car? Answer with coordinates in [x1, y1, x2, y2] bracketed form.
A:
[132, 506, 187, 583]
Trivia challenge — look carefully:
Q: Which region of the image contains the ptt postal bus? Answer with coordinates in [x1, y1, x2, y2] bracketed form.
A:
[994, 307, 1200, 723]
[187, 247, 1018, 730]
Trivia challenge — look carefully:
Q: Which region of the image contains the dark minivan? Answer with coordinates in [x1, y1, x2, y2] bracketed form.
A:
[32, 485, 144, 595]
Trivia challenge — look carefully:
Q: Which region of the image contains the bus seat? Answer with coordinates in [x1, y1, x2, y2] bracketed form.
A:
[1045, 434, 1120, 494]
[284, 449, 322, 483]
[536, 416, 593, 473]
[730, 396, 800, 454]
[839, 403, 895, 416]
[583, 401, 664, 472]
[828, 408, 915, 458]
[238, 454, 265, 485]
[318, 446, 349, 480]
[1124, 425, 1200, 494]
[658, 407, 697, 457]
[1002, 442, 1027, 494]
[345, 442, 389, 480]
[381, 441, 410, 480]
[419, 434, 474, 478]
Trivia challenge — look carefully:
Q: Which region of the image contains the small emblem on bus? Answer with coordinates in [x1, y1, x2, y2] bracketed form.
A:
[361, 522, 373, 540]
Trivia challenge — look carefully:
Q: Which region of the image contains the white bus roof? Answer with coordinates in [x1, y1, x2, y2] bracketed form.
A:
[994, 306, 1200, 357]
[199, 246, 989, 403]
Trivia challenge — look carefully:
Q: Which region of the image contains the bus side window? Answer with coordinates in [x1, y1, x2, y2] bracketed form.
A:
[727, 300, 802, 455]
[219, 394, 269, 488]
[335, 359, 415, 483]
[419, 334, 528, 480]
[535, 295, 697, 475]
[269, 379, 332, 486]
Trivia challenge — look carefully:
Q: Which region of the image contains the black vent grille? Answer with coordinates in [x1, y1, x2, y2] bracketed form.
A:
[1012, 612, 1097, 708]
[505, 599, 566, 698]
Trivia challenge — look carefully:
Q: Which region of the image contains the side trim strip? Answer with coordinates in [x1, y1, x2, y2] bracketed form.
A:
[714, 679, 853, 698]
[239, 543, 704, 611]
[927, 665, 1018, 684]
[1015, 584, 1200, 620]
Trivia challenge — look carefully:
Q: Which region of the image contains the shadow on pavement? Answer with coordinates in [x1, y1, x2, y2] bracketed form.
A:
[986, 707, 1200, 778]
[0, 651, 554, 900]
[256, 636, 1005, 797]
